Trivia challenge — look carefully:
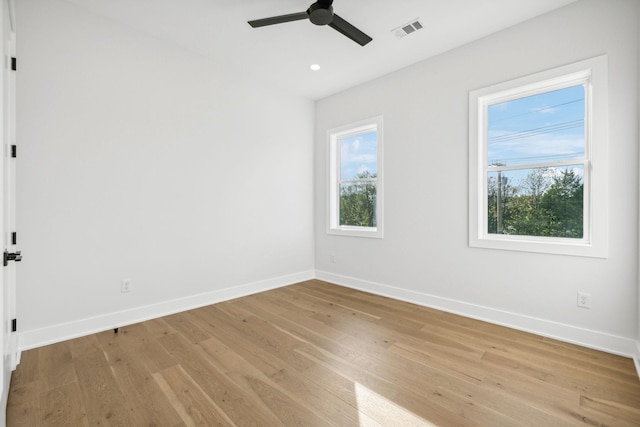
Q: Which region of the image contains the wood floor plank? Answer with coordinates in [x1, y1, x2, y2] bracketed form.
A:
[243, 292, 296, 316]
[199, 336, 352, 427]
[39, 382, 89, 427]
[389, 340, 486, 382]
[195, 336, 316, 425]
[309, 340, 528, 427]
[9, 346, 39, 389]
[162, 312, 210, 344]
[157, 332, 284, 426]
[73, 349, 136, 426]
[242, 374, 332, 426]
[8, 280, 640, 426]
[39, 341, 77, 391]
[96, 322, 151, 349]
[479, 370, 630, 426]
[69, 334, 102, 360]
[193, 306, 315, 372]
[298, 280, 444, 325]
[197, 312, 375, 426]
[420, 311, 639, 389]
[97, 325, 178, 374]
[481, 349, 640, 407]
[6, 381, 41, 427]
[233, 295, 366, 364]
[194, 311, 368, 425]
[184, 310, 285, 378]
[288, 283, 432, 331]
[281, 287, 431, 351]
[153, 365, 235, 427]
[100, 339, 184, 426]
[543, 336, 639, 369]
[298, 344, 476, 427]
[579, 394, 640, 426]
[142, 316, 177, 338]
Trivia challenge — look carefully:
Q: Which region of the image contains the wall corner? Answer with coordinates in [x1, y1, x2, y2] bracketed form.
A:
[634, 341, 640, 380]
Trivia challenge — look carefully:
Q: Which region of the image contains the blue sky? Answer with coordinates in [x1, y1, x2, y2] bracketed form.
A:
[487, 84, 585, 168]
[337, 86, 584, 185]
[340, 130, 377, 180]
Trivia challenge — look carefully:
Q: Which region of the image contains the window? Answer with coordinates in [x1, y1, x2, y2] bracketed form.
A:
[469, 56, 608, 257]
[328, 116, 383, 238]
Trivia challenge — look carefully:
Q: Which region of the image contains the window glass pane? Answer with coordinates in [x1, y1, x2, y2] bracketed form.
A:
[487, 85, 585, 167]
[340, 182, 377, 227]
[487, 165, 584, 238]
[340, 131, 377, 181]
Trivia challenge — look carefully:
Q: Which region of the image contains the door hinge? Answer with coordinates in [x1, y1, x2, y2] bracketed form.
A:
[11, 232, 16, 245]
[10, 57, 16, 71]
[3, 250, 22, 267]
[11, 319, 16, 332]
[11, 145, 16, 158]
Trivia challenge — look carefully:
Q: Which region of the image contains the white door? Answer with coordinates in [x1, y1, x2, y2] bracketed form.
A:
[0, 0, 17, 423]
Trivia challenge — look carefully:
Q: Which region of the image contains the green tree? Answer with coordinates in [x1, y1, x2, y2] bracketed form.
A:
[540, 169, 583, 238]
[489, 168, 583, 238]
[340, 171, 377, 227]
[502, 168, 551, 236]
[487, 173, 517, 234]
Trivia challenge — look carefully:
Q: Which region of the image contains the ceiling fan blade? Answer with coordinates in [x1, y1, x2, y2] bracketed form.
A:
[248, 12, 309, 28]
[328, 14, 372, 46]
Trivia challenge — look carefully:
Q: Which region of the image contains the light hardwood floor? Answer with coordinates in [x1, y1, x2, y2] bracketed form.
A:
[6, 280, 640, 426]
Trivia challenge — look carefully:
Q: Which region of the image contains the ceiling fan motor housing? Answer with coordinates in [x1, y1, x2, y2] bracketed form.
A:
[308, 3, 334, 26]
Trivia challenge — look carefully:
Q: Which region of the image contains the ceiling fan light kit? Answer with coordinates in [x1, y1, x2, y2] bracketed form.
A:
[248, 0, 372, 46]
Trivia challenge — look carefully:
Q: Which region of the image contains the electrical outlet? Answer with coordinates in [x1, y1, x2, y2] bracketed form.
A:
[577, 292, 591, 309]
[121, 278, 132, 293]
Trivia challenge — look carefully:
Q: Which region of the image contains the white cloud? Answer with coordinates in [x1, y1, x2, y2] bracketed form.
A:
[357, 164, 370, 175]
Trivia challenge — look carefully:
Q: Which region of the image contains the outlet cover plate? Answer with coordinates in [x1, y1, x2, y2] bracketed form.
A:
[577, 291, 591, 308]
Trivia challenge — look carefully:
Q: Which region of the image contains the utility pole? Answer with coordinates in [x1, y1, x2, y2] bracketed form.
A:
[497, 170, 503, 234]
[492, 161, 506, 234]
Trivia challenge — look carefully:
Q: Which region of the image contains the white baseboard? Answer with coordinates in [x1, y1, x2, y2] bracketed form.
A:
[316, 270, 637, 358]
[16, 268, 638, 372]
[18, 270, 315, 353]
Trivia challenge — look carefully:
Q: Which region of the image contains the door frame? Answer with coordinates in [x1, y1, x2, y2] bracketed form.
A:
[0, 0, 17, 424]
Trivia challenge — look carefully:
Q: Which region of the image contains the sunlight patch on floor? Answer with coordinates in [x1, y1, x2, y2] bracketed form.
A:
[354, 382, 436, 426]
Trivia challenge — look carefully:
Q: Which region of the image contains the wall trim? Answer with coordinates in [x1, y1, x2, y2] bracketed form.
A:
[316, 270, 637, 358]
[18, 270, 315, 353]
[17, 269, 638, 371]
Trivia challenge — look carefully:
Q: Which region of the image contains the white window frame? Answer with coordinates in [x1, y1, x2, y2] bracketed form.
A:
[327, 116, 384, 238]
[469, 56, 608, 257]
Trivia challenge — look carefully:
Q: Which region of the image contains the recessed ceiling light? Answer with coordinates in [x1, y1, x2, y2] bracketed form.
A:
[310, 64, 321, 71]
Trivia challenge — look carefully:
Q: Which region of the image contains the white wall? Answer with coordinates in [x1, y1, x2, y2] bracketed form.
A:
[13, 0, 640, 361]
[636, 0, 640, 375]
[315, 0, 639, 356]
[16, 0, 314, 348]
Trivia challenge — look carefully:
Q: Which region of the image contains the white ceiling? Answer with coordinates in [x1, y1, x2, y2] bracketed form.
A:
[62, 0, 578, 100]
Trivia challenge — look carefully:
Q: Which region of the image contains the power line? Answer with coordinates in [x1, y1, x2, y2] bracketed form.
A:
[489, 98, 584, 124]
[489, 152, 584, 164]
[488, 119, 584, 144]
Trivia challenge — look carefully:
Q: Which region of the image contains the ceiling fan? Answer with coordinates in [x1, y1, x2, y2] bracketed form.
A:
[248, 0, 372, 46]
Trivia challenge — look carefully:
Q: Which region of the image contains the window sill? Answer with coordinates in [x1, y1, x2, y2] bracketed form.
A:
[469, 235, 607, 258]
[327, 226, 383, 239]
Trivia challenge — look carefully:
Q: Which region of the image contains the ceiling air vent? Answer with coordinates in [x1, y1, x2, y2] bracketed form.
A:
[392, 18, 424, 38]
